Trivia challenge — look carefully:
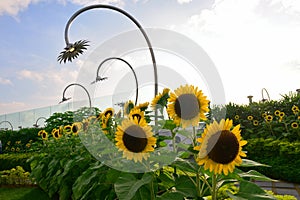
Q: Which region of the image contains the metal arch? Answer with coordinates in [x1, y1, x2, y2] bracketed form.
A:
[94, 57, 139, 105]
[0, 120, 13, 131]
[261, 88, 270, 102]
[61, 83, 92, 108]
[63, 4, 158, 98]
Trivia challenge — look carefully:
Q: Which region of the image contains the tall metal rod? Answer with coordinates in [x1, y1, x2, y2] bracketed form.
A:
[92, 57, 139, 105]
[60, 83, 92, 108]
[261, 88, 270, 102]
[0, 121, 13, 131]
[63, 4, 158, 97]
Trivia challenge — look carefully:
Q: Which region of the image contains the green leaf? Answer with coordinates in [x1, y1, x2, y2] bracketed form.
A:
[157, 171, 175, 190]
[174, 176, 197, 198]
[240, 159, 270, 167]
[172, 158, 198, 174]
[238, 170, 275, 181]
[59, 183, 72, 200]
[156, 191, 186, 200]
[114, 173, 153, 200]
[72, 166, 103, 200]
[228, 180, 276, 200]
[163, 120, 177, 131]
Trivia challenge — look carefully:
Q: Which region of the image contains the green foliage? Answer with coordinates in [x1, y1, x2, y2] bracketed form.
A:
[0, 187, 50, 200]
[244, 138, 300, 183]
[220, 93, 300, 141]
[0, 128, 40, 153]
[0, 166, 33, 185]
[44, 107, 100, 133]
[0, 153, 35, 171]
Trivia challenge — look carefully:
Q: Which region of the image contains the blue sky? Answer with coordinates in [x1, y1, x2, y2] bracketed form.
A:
[0, 0, 300, 115]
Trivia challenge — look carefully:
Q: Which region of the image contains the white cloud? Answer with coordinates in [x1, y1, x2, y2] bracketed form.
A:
[0, 0, 39, 16]
[68, 0, 124, 6]
[177, 0, 192, 4]
[0, 0, 124, 17]
[0, 77, 13, 85]
[17, 69, 44, 82]
[0, 101, 27, 115]
[170, 0, 300, 104]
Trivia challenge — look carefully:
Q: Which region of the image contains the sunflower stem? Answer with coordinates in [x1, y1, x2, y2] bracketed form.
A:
[150, 172, 155, 200]
[211, 173, 217, 200]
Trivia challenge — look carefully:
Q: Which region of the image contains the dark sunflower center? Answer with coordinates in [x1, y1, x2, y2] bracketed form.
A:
[72, 125, 78, 133]
[123, 125, 147, 153]
[42, 132, 47, 138]
[207, 130, 239, 164]
[131, 114, 142, 122]
[54, 131, 59, 138]
[174, 94, 200, 120]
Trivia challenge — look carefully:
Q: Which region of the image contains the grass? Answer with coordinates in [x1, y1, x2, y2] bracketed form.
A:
[0, 187, 50, 200]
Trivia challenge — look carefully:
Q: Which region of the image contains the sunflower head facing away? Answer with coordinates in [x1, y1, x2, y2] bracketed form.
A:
[124, 100, 135, 116]
[194, 119, 247, 176]
[129, 108, 144, 123]
[167, 85, 209, 128]
[103, 108, 114, 118]
[57, 40, 89, 63]
[136, 102, 149, 112]
[151, 88, 170, 109]
[115, 117, 156, 163]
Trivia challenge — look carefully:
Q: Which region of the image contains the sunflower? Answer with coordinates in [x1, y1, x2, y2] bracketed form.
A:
[292, 105, 299, 112]
[87, 115, 98, 124]
[274, 110, 281, 116]
[167, 85, 209, 128]
[265, 115, 273, 123]
[129, 108, 145, 122]
[279, 112, 285, 118]
[81, 118, 90, 132]
[63, 125, 72, 134]
[247, 116, 253, 121]
[136, 102, 149, 111]
[52, 127, 63, 140]
[253, 120, 259, 126]
[151, 88, 170, 109]
[291, 122, 298, 129]
[71, 122, 82, 135]
[124, 100, 135, 116]
[57, 40, 89, 63]
[101, 115, 112, 134]
[194, 119, 247, 175]
[261, 113, 267, 118]
[103, 108, 114, 118]
[115, 117, 156, 163]
[40, 130, 48, 140]
[234, 115, 239, 120]
[292, 105, 299, 115]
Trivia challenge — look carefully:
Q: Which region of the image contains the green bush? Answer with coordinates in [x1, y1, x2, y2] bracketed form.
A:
[0, 128, 41, 153]
[0, 153, 35, 171]
[0, 166, 33, 185]
[214, 92, 300, 141]
[244, 138, 300, 183]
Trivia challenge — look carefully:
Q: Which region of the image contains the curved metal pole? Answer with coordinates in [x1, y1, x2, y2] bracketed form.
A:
[60, 83, 92, 108]
[33, 117, 47, 127]
[63, 4, 158, 97]
[0, 121, 13, 131]
[261, 88, 270, 102]
[93, 57, 139, 105]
